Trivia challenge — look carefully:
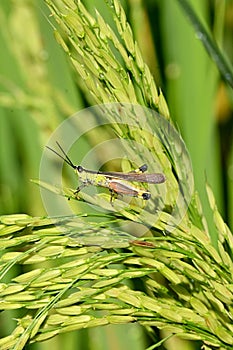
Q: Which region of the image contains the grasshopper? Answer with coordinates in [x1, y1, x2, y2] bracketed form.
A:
[47, 142, 165, 203]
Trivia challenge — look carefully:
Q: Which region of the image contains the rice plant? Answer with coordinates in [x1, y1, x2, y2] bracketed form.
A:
[0, 0, 232, 349]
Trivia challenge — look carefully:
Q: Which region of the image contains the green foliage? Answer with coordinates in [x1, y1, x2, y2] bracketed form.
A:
[0, 0, 232, 349]
[0, 210, 233, 349]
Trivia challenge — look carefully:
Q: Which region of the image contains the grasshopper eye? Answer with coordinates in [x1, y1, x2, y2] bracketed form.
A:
[77, 166, 83, 172]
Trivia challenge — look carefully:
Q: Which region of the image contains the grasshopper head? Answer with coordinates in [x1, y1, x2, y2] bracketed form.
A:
[76, 166, 84, 173]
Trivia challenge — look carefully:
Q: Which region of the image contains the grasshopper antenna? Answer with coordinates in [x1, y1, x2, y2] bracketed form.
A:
[46, 142, 76, 169]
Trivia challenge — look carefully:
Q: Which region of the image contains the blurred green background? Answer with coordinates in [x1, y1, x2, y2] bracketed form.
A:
[0, 0, 232, 349]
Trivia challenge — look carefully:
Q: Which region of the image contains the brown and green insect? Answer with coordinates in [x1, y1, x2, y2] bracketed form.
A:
[47, 142, 165, 203]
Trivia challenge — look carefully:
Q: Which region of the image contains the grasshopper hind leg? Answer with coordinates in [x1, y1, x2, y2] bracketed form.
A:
[139, 164, 148, 173]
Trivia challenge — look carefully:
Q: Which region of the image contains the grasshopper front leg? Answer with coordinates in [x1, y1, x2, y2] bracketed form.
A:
[73, 183, 87, 196]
